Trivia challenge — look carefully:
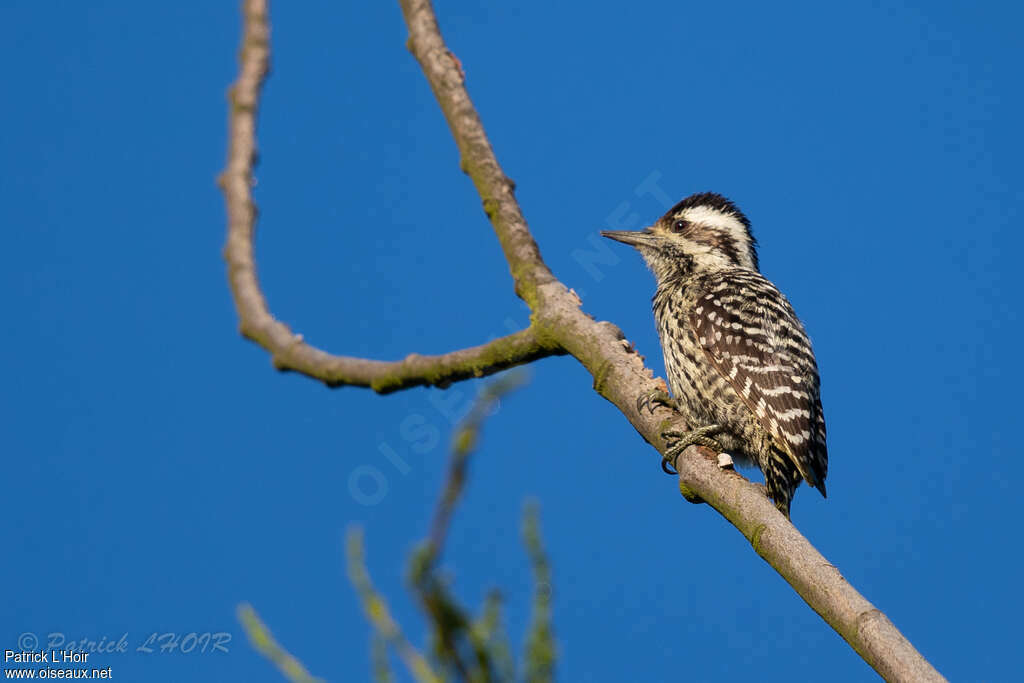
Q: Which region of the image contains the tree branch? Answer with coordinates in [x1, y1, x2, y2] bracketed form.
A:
[673, 449, 942, 681]
[219, 0, 563, 393]
[399, 0, 555, 307]
[220, 1, 946, 680]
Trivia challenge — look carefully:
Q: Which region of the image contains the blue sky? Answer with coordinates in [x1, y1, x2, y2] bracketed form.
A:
[2, 1, 1021, 680]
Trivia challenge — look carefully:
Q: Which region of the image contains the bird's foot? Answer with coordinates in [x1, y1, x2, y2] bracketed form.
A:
[661, 423, 725, 475]
[637, 387, 680, 415]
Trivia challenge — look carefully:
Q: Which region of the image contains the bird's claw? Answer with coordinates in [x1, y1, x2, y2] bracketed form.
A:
[637, 388, 678, 415]
[660, 424, 725, 475]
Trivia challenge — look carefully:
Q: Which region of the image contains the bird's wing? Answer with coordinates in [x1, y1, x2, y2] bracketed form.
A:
[689, 274, 828, 493]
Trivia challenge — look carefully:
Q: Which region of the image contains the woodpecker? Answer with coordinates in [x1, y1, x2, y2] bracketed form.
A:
[602, 192, 827, 517]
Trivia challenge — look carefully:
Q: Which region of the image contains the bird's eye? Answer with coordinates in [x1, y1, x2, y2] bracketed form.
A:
[672, 219, 687, 233]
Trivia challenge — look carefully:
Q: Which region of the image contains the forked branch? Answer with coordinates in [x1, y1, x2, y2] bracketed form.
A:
[219, 0, 562, 392]
[220, 1, 945, 680]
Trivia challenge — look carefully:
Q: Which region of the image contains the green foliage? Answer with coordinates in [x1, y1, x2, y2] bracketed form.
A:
[522, 503, 556, 683]
[347, 529, 444, 683]
[242, 372, 558, 682]
[353, 372, 559, 682]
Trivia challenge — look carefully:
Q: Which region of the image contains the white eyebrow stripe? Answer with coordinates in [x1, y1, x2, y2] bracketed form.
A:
[679, 205, 755, 270]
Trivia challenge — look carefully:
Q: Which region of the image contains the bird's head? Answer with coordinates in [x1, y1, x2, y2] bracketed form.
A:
[602, 192, 758, 282]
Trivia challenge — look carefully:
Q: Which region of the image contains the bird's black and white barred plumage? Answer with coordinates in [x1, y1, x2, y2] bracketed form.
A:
[603, 192, 827, 516]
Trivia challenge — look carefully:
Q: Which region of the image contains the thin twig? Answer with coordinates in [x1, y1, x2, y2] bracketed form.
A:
[410, 373, 528, 681]
[426, 372, 528, 563]
[345, 528, 442, 683]
[237, 603, 324, 683]
[521, 502, 556, 683]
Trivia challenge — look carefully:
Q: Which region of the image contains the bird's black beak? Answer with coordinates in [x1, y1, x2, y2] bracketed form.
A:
[600, 227, 657, 248]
